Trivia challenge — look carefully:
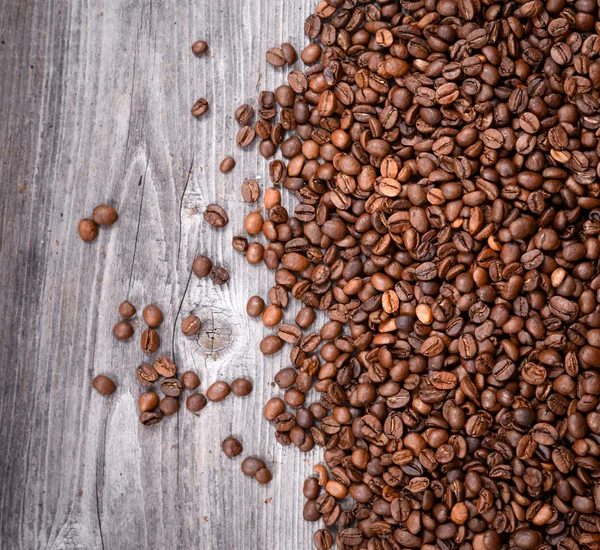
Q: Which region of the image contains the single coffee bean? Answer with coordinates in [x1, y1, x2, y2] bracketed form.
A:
[186, 393, 207, 412]
[255, 467, 272, 484]
[181, 314, 201, 336]
[236, 126, 256, 148]
[209, 266, 229, 285]
[221, 437, 243, 457]
[266, 47, 287, 67]
[141, 328, 159, 354]
[235, 103, 254, 125]
[241, 179, 260, 203]
[113, 321, 134, 340]
[241, 457, 266, 477]
[92, 204, 118, 226]
[264, 397, 285, 421]
[203, 204, 229, 228]
[161, 378, 183, 397]
[260, 335, 283, 355]
[206, 381, 231, 402]
[232, 236, 249, 252]
[281, 43, 297, 65]
[192, 255, 212, 278]
[138, 391, 159, 412]
[118, 300, 136, 318]
[231, 378, 253, 396]
[191, 98, 209, 117]
[143, 305, 163, 328]
[140, 410, 163, 425]
[137, 363, 159, 387]
[246, 295, 265, 317]
[181, 371, 200, 390]
[92, 375, 116, 395]
[154, 356, 176, 378]
[219, 157, 235, 173]
[78, 219, 98, 242]
[159, 396, 179, 416]
[191, 40, 208, 56]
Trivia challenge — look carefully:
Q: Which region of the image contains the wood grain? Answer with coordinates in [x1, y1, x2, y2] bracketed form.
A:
[0, 0, 321, 548]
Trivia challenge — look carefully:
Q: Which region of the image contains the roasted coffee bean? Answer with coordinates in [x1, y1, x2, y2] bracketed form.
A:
[186, 393, 207, 412]
[235, 103, 254, 126]
[222, 436, 243, 457]
[203, 204, 229, 228]
[181, 371, 200, 390]
[140, 410, 163, 426]
[159, 396, 179, 416]
[241, 457, 266, 477]
[192, 255, 212, 278]
[181, 314, 201, 336]
[78, 219, 98, 242]
[92, 205, 118, 226]
[161, 378, 183, 397]
[232, 236, 248, 252]
[137, 364, 158, 387]
[281, 43, 297, 65]
[209, 266, 229, 285]
[264, 397, 285, 421]
[246, 295, 265, 317]
[241, 179, 260, 203]
[191, 40, 208, 56]
[113, 321, 134, 341]
[260, 335, 283, 355]
[191, 98, 209, 117]
[118, 301, 136, 319]
[231, 378, 253, 396]
[143, 305, 163, 328]
[219, 157, 235, 173]
[141, 328, 159, 354]
[153, 356, 176, 378]
[266, 47, 286, 67]
[255, 467, 272, 484]
[138, 391, 159, 412]
[236, 126, 256, 147]
[206, 381, 231, 402]
[92, 375, 116, 395]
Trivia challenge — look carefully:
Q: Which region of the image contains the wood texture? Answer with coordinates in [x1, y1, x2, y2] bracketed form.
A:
[0, 1, 321, 548]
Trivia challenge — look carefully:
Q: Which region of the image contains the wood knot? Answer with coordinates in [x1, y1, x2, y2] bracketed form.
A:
[194, 308, 236, 358]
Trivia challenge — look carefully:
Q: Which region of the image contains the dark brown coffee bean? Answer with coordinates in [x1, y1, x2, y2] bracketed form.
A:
[246, 295, 265, 317]
[209, 266, 229, 285]
[264, 397, 285, 421]
[260, 335, 283, 355]
[266, 47, 286, 67]
[92, 205, 118, 226]
[113, 321, 134, 341]
[154, 356, 176, 378]
[140, 410, 163, 425]
[181, 314, 201, 336]
[143, 305, 163, 328]
[219, 157, 235, 173]
[141, 328, 159, 354]
[241, 457, 266, 477]
[186, 393, 207, 412]
[232, 236, 248, 252]
[138, 391, 159, 412]
[191, 40, 208, 56]
[281, 43, 297, 65]
[191, 98, 209, 117]
[236, 126, 256, 148]
[241, 179, 260, 203]
[92, 375, 116, 395]
[206, 381, 231, 402]
[235, 103, 254, 126]
[181, 371, 200, 390]
[203, 204, 229, 228]
[192, 255, 212, 278]
[231, 378, 253, 396]
[222, 437, 243, 457]
[78, 219, 98, 242]
[255, 467, 272, 484]
[137, 364, 159, 387]
[118, 301, 136, 319]
[159, 396, 179, 416]
[161, 378, 183, 397]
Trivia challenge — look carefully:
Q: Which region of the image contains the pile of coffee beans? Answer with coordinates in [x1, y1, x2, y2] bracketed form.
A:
[78, 204, 118, 242]
[225, 0, 600, 548]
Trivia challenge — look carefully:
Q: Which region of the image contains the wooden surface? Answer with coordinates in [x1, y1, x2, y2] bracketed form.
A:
[0, 1, 321, 548]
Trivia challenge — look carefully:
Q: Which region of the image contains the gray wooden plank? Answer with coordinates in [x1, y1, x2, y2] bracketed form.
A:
[0, 0, 319, 548]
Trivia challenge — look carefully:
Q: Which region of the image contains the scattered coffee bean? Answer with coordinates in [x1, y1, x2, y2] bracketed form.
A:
[191, 40, 208, 56]
[141, 328, 159, 354]
[232, 236, 249, 252]
[246, 296, 265, 317]
[140, 410, 163, 426]
[236, 126, 256, 148]
[241, 457, 266, 477]
[203, 204, 229, 228]
[235, 103, 255, 126]
[161, 378, 183, 398]
[118, 300, 136, 319]
[206, 381, 231, 402]
[266, 47, 286, 67]
[153, 356, 176, 378]
[181, 314, 201, 336]
[281, 43, 297, 65]
[159, 396, 179, 416]
[209, 266, 229, 285]
[78, 219, 98, 242]
[255, 467, 272, 485]
[231, 378, 253, 397]
[221, 437, 243, 457]
[192, 255, 212, 278]
[186, 393, 207, 412]
[138, 391, 159, 412]
[181, 371, 200, 390]
[191, 98, 209, 117]
[113, 321, 134, 341]
[92, 375, 116, 395]
[219, 157, 235, 174]
[241, 179, 260, 203]
[92, 205, 118, 226]
[136, 363, 158, 387]
[143, 305, 163, 328]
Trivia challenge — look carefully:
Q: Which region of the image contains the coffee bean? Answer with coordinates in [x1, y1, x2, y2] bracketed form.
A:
[192, 255, 212, 278]
[118, 301, 136, 319]
[235, 103, 254, 126]
[92, 375, 116, 395]
[186, 393, 207, 412]
[140, 410, 163, 425]
[264, 397, 285, 421]
[281, 43, 297, 65]
[241, 457, 266, 477]
[255, 467, 272, 484]
[137, 364, 158, 387]
[143, 305, 163, 328]
[259, 335, 283, 355]
[209, 266, 229, 285]
[266, 47, 286, 67]
[236, 126, 256, 148]
[161, 378, 183, 397]
[203, 204, 228, 228]
[113, 321, 134, 340]
[181, 314, 201, 336]
[153, 356, 176, 378]
[78, 219, 98, 242]
[246, 295, 265, 317]
[221, 437, 243, 457]
[191, 98, 209, 117]
[159, 396, 179, 416]
[138, 391, 159, 412]
[206, 381, 231, 402]
[219, 157, 235, 173]
[141, 328, 159, 354]
[181, 371, 200, 390]
[191, 40, 208, 56]
[232, 236, 248, 252]
[92, 205, 118, 226]
[241, 179, 260, 203]
[231, 378, 253, 396]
